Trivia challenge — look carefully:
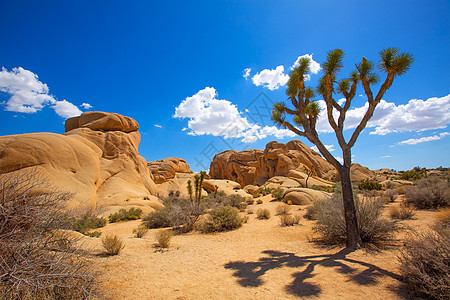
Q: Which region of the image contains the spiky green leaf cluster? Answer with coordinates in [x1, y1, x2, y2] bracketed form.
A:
[305, 101, 320, 119]
[322, 49, 344, 75]
[379, 47, 414, 76]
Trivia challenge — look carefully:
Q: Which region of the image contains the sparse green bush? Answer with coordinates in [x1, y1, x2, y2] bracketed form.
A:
[155, 230, 172, 248]
[258, 187, 273, 196]
[72, 212, 106, 234]
[253, 193, 262, 198]
[389, 203, 416, 220]
[304, 198, 328, 220]
[256, 208, 271, 219]
[87, 231, 102, 238]
[133, 226, 149, 238]
[358, 180, 382, 191]
[108, 208, 143, 223]
[275, 204, 291, 216]
[102, 234, 125, 255]
[199, 205, 243, 233]
[405, 177, 449, 209]
[256, 199, 263, 204]
[142, 208, 171, 229]
[400, 170, 423, 180]
[271, 189, 284, 201]
[311, 185, 334, 193]
[246, 199, 255, 205]
[313, 195, 400, 246]
[399, 229, 449, 300]
[279, 214, 301, 226]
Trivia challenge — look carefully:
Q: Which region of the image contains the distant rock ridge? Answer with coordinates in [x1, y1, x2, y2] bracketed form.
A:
[209, 140, 374, 187]
[0, 111, 161, 215]
[147, 157, 193, 184]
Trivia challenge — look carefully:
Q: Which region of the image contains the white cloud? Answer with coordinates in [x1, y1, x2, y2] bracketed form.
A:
[251, 66, 289, 90]
[290, 54, 321, 74]
[314, 94, 450, 135]
[174, 87, 299, 143]
[242, 68, 251, 80]
[81, 103, 92, 109]
[154, 124, 162, 128]
[52, 100, 82, 119]
[381, 155, 391, 158]
[398, 132, 449, 145]
[310, 144, 335, 153]
[0, 67, 82, 119]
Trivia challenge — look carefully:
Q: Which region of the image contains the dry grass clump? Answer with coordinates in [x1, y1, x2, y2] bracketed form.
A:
[0, 170, 97, 299]
[304, 198, 328, 220]
[405, 177, 449, 209]
[384, 189, 398, 203]
[155, 230, 173, 248]
[133, 225, 149, 238]
[199, 205, 243, 233]
[313, 195, 400, 247]
[279, 214, 301, 226]
[275, 204, 292, 216]
[435, 208, 450, 229]
[256, 208, 271, 219]
[399, 228, 449, 300]
[389, 202, 416, 220]
[102, 235, 125, 255]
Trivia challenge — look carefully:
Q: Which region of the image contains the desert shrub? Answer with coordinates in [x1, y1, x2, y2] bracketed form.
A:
[384, 189, 398, 203]
[389, 203, 416, 220]
[304, 198, 328, 220]
[400, 170, 423, 180]
[271, 189, 285, 201]
[0, 171, 97, 299]
[275, 204, 291, 216]
[279, 214, 301, 226]
[311, 185, 334, 193]
[358, 180, 382, 191]
[253, 193, 262, 198]
[258, 187, 273, 196]
[108, 208, 143, 223]
[435, 208, 450, 229]
[256, 208, 271, 219]
[133, 226, 149, 238]
[405, 177, 450, 209]
[102, 235, 124, 255]
[313, 194, 400, 246]
[199, 205, 243, 233]
[203, 193, 246, 209]
[256, 199, 263, 204]
[87, 231, 102, 238]
[247, 209, 254, 214]
[142, 198, 204, 231]
[155, 230, 173, 248]
[72, 212, 106, 234]
[246, 199, 255, 205]
[399, 229, 449, 299]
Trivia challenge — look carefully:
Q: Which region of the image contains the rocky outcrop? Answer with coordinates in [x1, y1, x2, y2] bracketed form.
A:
[209, 140, 335, 187]
[283, 188, 332, 205]
[0, 111, 160, 215]
[148, 157, 193, 184]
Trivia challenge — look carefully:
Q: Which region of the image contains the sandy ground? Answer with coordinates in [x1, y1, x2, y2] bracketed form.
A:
[85, 195, 434, 300]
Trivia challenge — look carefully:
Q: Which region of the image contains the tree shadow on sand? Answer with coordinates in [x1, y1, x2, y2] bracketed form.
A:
[224, 248, 403, 297]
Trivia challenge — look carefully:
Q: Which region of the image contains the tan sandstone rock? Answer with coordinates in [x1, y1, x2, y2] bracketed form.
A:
[148, 157, 193, 184]
[283, 188, 332, 205]
[0, 112, 160, 215]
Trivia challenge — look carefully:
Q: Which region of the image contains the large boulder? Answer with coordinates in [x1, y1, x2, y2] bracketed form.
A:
[148, 157, 193, 184]
[0, 112, 160, 215]
[283, 188, 332, 205]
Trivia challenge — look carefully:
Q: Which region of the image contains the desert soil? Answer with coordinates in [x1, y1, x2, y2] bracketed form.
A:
[85, 195, 433, 300]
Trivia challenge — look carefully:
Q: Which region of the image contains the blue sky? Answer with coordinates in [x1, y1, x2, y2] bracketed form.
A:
[1, 0, 449, 172]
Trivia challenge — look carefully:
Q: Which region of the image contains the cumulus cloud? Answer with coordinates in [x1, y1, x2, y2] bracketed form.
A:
[314, 94, 450, 135]
[398, 132, 449, 145]
[290, 53, 321, 81]
[174, 87, 298, 143]
[242, 68, 251, 80]
[154, 124, 162, 128]
[381, 155, 391, 158]
[251, 66, 289, 90]
[310, 144, 335, 153]
[0, 67, 82, 118]
[81, 103, 92, 109]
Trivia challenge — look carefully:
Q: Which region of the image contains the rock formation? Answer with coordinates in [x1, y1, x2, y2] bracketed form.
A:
[0, 111, 161, 215]
[148, 157, 193, 184]
[209, 140, 374, 187]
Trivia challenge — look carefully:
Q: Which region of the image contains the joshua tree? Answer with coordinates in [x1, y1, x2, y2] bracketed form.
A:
[187, 180, 193, 201]
[193, 171, 207, 203]
[272, 48, 413, 248]
[304, 164, 317, 188]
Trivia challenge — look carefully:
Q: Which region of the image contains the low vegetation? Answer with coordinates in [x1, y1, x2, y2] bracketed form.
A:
[275, 203, 291, 216]
[271, 189, 284, 201]
[109, 208, 143, 223]
[199, 205, 244, 233]
[279, 214, 301, 226]
[102, 234, 125, 255]
[312, 194, 400, 247]
[405, 177, 449, 209]
[133, 225, 149, 238]
[358, 180, 382, 191]
[256, 208, 271, 219]
[389, 202, 416, 220]
[71, 212, 106, 234]
[155, 230, 173, 248]
[399, 228, 449, 300]
[0, 171, 97, 299]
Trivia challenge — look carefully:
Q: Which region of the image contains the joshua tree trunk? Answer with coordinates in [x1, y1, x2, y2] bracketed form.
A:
[340, 150, 362, 248]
